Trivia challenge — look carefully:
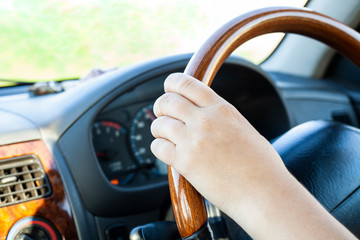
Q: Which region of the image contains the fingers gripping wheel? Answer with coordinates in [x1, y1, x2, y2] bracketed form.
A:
[169, 6, 360, 239]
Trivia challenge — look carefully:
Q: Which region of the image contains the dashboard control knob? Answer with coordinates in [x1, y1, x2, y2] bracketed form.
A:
[7, 217, 61, 240]
[16, 231, 44, 240]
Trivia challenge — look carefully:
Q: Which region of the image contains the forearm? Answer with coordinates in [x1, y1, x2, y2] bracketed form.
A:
[228, 167, 357, 240]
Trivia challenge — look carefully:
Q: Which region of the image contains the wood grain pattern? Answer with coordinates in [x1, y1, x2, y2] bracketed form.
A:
[169, 6, 360, 238]
[168, 167, 207, 238]
[185, 7, 360, 86]
[0, 140, 77, 239]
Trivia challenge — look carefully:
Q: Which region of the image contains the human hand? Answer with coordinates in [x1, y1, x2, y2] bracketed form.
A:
[150, 73, 358, 240]
[150, 73, 286, 215]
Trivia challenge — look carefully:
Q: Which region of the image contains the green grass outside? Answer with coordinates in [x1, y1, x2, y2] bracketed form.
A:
[0, 0, 211, 82]
[0, 0, 294, 83]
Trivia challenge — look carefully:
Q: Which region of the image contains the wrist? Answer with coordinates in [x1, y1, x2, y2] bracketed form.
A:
[222, 165, 293, 234]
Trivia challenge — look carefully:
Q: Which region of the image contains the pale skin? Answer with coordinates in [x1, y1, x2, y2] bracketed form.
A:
[150, 73, 357, 240]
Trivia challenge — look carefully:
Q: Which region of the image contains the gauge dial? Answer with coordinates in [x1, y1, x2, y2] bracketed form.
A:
[130, 104, 167, 174]
[92, 120, 136, 183]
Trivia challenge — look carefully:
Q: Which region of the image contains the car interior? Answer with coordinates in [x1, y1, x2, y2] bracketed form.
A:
[1, 0, 360, 239]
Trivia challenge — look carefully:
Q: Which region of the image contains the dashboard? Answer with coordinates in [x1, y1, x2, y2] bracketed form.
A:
[58, 53, 295, 224]
[89, 54, 291, 188]
[89, 55, 292, 189]
[0, 53, 358, 239]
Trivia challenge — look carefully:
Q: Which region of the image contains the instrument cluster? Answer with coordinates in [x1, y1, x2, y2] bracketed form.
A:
[92, 101, 167, 187]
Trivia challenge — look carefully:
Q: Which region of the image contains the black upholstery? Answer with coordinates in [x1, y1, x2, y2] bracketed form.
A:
[274, 120, 360, 237]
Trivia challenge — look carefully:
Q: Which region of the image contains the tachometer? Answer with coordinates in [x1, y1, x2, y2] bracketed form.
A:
[130, 104, 167, 174]
[92, 120, 137, 183]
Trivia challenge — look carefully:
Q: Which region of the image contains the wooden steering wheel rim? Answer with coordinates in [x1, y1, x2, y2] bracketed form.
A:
[168, 6, 360, 239]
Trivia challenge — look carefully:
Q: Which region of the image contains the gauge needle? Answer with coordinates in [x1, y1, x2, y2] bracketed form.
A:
[97, 149, 119, 161]
[96, 152, 104, 156]
[146, 109, 156, 121]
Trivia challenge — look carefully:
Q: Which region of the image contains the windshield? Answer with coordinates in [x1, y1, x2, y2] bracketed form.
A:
[0, 0, 306, 82]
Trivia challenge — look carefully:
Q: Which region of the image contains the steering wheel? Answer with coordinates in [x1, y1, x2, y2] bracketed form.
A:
[169, 6, 360, 239]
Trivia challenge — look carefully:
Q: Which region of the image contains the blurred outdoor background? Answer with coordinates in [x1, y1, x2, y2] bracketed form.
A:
[0, 0, 306, 81]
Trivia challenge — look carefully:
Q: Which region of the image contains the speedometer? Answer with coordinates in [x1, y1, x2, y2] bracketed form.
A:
[92, 120, 137, 184]
[130, 104, 167, 174]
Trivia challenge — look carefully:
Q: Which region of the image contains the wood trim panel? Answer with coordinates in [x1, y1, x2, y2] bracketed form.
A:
[0, 140, 77, 239]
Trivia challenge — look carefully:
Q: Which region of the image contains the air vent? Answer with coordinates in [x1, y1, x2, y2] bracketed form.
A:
[0, 155, 51, 207]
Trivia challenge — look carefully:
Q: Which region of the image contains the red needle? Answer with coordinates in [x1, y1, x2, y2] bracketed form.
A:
[146, 109, 156, 122]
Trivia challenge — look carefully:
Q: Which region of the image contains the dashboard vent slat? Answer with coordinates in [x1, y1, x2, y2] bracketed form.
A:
[0, 155, 51, 207]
